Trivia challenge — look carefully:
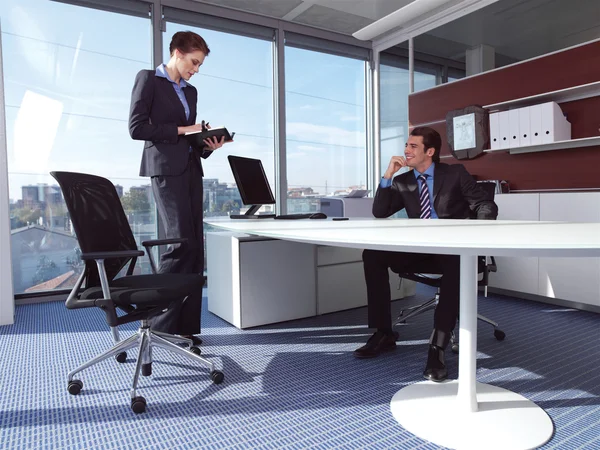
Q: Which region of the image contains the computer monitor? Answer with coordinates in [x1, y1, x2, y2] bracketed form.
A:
[227, 155, 276, 219]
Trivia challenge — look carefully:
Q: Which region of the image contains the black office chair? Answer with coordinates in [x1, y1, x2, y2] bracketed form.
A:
[394, 181, 505, 352]
[51, 171, 223, 414]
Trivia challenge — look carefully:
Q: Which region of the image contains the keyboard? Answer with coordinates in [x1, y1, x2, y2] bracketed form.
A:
[274, 213, 314, 220]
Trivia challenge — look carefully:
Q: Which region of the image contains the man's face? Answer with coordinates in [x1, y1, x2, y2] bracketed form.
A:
[404, 135, 434, 171]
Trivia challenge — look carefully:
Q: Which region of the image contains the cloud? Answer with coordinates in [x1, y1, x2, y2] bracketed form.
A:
[287, 122, 365, 148]
[296, 145, 325, 152]
[287, 152, 308, 159]
[11, 6, 55, 80]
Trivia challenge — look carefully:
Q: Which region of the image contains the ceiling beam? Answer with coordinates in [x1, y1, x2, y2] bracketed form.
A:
[353, 0, 455, 41]
[372, 0, 501, 52]
[282, 1, 315, 21]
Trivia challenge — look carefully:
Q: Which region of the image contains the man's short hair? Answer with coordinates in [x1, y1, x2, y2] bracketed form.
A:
[410, 127, 442, 163]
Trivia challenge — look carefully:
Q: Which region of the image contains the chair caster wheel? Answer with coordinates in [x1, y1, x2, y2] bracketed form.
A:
[68, 379, 83, 395]
[211, 370, 224, 384]
[142, 363, 152, 377]
[189, 346, 201, 355]
[131, 396, 147, 414]
[182, 335, 202, 346]
[115, 352, 127, 363]
[451, 343, 459, 354]
[494, 329, 506, 341]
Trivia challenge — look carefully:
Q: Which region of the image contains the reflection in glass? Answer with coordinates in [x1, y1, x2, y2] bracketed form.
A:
[380, 64, 436, 177]
[1, 0, 152, 293]
[163, 22, 275, 273]
[285, 47, 367, 213]
[414, 0, 600, 80]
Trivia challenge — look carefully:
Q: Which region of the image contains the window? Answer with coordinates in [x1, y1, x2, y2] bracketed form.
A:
[162, 20, 275, 272]
[413, 0, 599, 78]
[447, 67, 466, 83]
[1, 0, 152, 294]
[284, 46, 367, 211]
[379, 58, 437, 179]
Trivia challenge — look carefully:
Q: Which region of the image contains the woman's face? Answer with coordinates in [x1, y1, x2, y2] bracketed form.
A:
[175, 49, 206, 81]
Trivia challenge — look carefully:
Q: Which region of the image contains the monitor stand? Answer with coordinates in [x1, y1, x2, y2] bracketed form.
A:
[229, 204, 275, 219]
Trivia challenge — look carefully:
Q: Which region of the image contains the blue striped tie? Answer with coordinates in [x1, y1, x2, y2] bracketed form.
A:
[418, 174, 432, 219]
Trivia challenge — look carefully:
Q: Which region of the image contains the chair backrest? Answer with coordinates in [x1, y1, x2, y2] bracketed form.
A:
[472, 181, 496, 218]
[50, 171, 138, 287]
[474, 181, 498, 285]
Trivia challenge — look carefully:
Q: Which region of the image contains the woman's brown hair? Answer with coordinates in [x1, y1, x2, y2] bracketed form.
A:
[169, 31, 210, 56]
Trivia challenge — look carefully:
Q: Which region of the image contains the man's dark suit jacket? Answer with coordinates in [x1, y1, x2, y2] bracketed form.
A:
[129, 69, 211, 177]
[373, 162, 498, 220]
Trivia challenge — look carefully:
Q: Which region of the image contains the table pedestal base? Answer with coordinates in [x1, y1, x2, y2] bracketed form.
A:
[390, 380, 553, 450]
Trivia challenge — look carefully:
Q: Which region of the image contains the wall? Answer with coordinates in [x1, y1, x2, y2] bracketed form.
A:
[0, 20, 15, 325]
[408, 39, 600, 190]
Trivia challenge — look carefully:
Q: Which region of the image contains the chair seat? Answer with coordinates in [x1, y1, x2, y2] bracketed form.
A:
[397, 256, 487, 288]
[400, 272, 443, 287]
[80, 273, 205, 307]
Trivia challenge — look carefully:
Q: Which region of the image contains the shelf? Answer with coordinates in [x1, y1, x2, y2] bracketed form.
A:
[484, 136, 600, 155]
[484, 81, 600, 113]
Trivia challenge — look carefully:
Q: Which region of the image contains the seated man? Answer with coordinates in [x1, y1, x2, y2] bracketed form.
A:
[354, 126, 498, 382]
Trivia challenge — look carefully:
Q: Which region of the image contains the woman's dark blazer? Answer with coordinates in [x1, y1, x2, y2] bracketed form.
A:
[129, 69, 210, 177]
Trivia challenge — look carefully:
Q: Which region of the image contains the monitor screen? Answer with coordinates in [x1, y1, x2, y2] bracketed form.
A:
[228, 155, 276, 206]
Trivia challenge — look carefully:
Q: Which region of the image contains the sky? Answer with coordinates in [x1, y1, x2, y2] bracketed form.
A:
[0, 0, 386, 202]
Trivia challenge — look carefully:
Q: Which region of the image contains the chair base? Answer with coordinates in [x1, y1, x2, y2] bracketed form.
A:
[67, 322, 224, 413]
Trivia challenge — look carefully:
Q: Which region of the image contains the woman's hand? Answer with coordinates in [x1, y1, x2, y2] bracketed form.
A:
[203, 135, 226, 150]
[177, 122, 233, 150]
[178, 123, 204, 135]
[202, 123, 233, 150]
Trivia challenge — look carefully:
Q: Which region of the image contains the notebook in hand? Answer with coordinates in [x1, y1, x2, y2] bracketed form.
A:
[185, 127, 234, 151]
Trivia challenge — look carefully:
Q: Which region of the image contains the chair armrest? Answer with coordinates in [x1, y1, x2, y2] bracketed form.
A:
[488, 256, 497, 272]
[141, 239, 188, 274]
[81, 250, 144, 261]
[141, 238, 188, 247]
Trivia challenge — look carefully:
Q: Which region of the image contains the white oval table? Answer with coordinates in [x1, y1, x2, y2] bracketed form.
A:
[205, 217, 600, 449]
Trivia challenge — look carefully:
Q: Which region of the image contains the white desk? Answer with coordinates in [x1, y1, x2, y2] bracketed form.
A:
[205, 217, 600, 449]
[206, 231, 415, 328]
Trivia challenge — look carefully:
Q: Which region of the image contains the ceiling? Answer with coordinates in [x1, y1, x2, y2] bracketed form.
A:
[194, 0, 600, 65]
[192, 0, 417, 35]
[416, 0, 600, 64]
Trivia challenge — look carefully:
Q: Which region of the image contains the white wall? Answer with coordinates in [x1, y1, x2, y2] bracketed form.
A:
[0, 20, 15, 326]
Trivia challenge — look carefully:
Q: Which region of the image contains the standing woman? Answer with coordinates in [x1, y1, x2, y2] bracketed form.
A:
[129, 31, 225, 342]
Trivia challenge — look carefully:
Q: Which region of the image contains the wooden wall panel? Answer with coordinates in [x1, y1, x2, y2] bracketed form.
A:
[408, 40, 600, 191]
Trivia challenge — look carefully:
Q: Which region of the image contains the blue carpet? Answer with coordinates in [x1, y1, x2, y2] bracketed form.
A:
[0, 286, 599, 449]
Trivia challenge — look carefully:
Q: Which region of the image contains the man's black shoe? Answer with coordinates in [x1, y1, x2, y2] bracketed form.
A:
[423, 344, 447, 382]
[353, 331, 397, 359]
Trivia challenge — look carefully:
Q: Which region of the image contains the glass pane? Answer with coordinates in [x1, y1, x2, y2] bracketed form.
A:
[414, 0, 600, 79]
[380, 65, 436, 177]
[285, 47, 367, 213]
[1, 0, 152, 294]
[162, 23, 275, 273]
